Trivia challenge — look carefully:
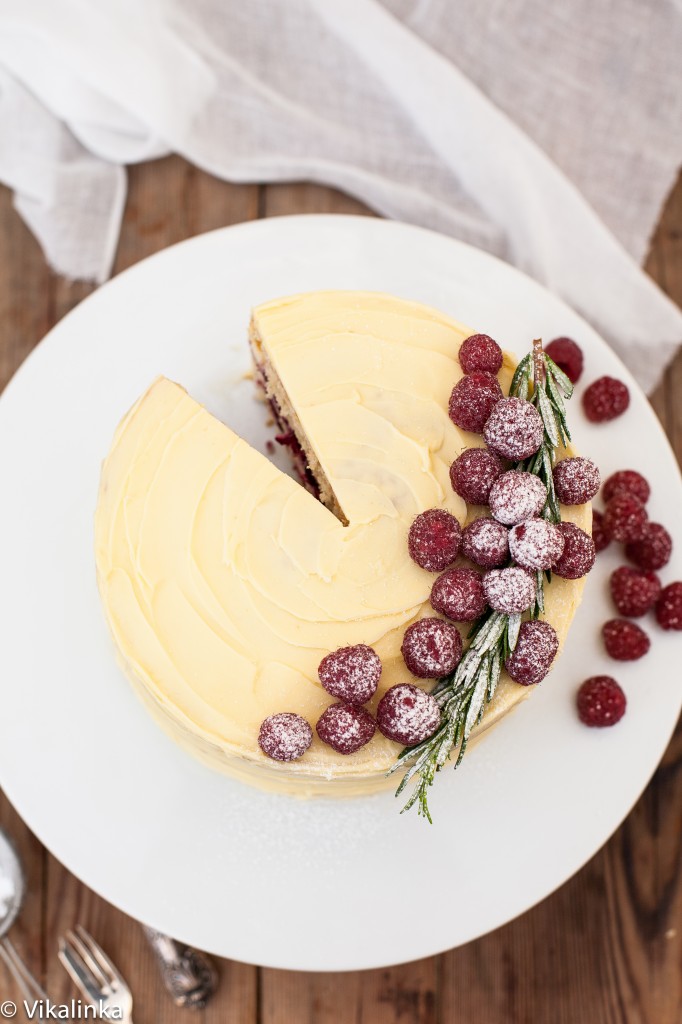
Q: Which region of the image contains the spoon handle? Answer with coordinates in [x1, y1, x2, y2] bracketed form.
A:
[142, 926, 217, 1008]
[0, 936, 49, 1003]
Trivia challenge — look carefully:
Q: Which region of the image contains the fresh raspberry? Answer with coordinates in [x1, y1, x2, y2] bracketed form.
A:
[577, 676, 626, 727]
[316, 703, 376, 754]
[483, 397, 544, 460]
[376, 684, 441, 745]
[591, 509, 610, 553]
[625, 523, 672, 571]
[482, 567, 536, 615]
[509, 518, 564, 571]
[408, 508, 462, 572]
[551, 522, 596, 579]
[602, 619, 650, 661]
[401, 618, 463, 678]
[602, 493, 648, 543]
[655, 582, 682, 631]
[545, 337, 584, 384]
[448, 372, 503, 434]
[552, 457, 600, 505]
[582, 376, 630, 423]
[489, 471, 547, 526]
[449, 448, 505, 505]
[430, 567, 487, 622]
[458, 333, 503, 375]
[610, 566, 661, 617]
[258, 713, 313, 762]
[461, 517, 509, 567]
[505, 620, 559, 685]
[318, 644, 382, 705]
[602, 469, 650, 505]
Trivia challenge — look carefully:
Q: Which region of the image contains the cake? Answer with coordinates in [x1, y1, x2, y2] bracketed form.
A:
[94, 291, 590, 796]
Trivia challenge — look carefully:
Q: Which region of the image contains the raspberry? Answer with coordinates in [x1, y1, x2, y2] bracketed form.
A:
[509, 518, 564, 571]
[591, 509, 610, 553]
[610, 566, 661, 617]
[582, 376, 630, 423]
[316, 703, 376, 754]
[450, 448, 505, 505]
[483, 397, 544, 460]
[602, 469, 650, 505]
[458, 333, 503, 375]
[602, 619, 650, 661]
[551, 522, 596, 579]
[489, 471, 547, 526]
[258, 713, 313, 762]
[482, 567, 536, 615]
[461, 517, 509, 567]
[577, 676, 626, 727]
[408, 508, 462, 572]
[655, 582, 682, 630]
[318, 644, 382, 705]
[625, 523, 672, 571]
[602, 493, 648, 543]
[376, 684, 441, 745]
[552, 457, 600, 505]
[545, 337, 584, 384]
[401, 618, 463, 678]
[448, 372, 503, 434]
[505, 620, 559, 685]
[431, 567, 487, 622]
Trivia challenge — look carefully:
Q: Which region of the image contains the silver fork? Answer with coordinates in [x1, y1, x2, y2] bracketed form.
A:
[58, 926, 133, 1023]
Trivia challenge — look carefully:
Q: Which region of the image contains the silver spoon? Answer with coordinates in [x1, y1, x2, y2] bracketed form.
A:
[0, 828, 48, 1002]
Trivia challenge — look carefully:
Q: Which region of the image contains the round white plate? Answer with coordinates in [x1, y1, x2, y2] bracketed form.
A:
[0, 216, 680, 971]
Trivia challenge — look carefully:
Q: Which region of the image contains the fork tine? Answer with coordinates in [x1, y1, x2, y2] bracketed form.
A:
[58, 939, 104, 1004]
[75, 926, 122, 989]
[64, 929, 111, 993]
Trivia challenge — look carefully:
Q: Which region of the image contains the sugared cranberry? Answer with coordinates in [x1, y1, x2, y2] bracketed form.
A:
[591, 509, 610, 553]
[376, 684, 441, 746]
[545, 336, 584, 384]
[625, 523, 672, 571]
[551, 523, 596, 579]
[602, 619, 650, 661]
[258, 713, 313, 762]
[577, 676, 626, 727]
[448, 372, 503, 434]
[602, 469, 650, 505]
[458, 333, 503, 374]
[505, 620, 559, 685]
[509, 518, 564, 571]
[602, 493, 648, 543]
[461, 517, 509, 567]
[583, 376, 630, 423]
[610, 566, 661, 617]
[430, 568, 487, 622]
[316, 703, 376, 754]
[552, 457, 600, 505]
[489, 471, 547, 526]
[401, 618, 463, 678]
[483, 567, 536, 615]
[408, 508, 462, 572]
[318, 644, 382, 705]
[483, 397, 544, 460]
[655, 582, 682, 631]
[449, 448, 505, 505]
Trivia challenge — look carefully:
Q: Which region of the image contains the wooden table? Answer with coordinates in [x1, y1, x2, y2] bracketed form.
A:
[1, 161, 680, 1023]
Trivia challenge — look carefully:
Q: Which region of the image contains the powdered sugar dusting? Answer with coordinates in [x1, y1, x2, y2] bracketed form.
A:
[509, 518, 564, 570]
[505, 620, 559, 686]
[318, 644, 382, 704]
[489, 471, 546, 526]
[483, 397, 544, 460]
[450, 448, 505, 505]
[401, 617, 463, 678]
[552, 457, 600, 505]
[377, 684, 441, 745]
[483, 567, 535, 615]
[552, 522, 596, 579]
[461, 517, 509, 567]
[316, 704, 376, 754]
[258, 713, 313, 762]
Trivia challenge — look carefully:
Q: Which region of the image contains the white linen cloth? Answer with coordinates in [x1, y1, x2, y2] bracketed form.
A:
[0, 0, 681, 393]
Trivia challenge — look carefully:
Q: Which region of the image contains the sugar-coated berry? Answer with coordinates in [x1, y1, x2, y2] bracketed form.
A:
[509, 518, 564, 571]
[551, 523, 596, 579]
[316, 703, 376, 754]
[582, 376, 630, 423]
[318, 644, 382, 705]
[577, 676, 626, 727]
[602, 492, 648, 543]
[458, 334, 503, 375]
[448, 372, 503, 434]
[591, 509, 610, 553]
[461, 517, 509, 567]
[655, 582, 682, 631]
[483, 567, 536, 615]
[401, 618, 463, 678]
[483, 397, 544, 460]
[545, 337, 584, 384]
[408, 508, 462, 572]
[602, 469, 650, 505]
[625, 523, 672, 571]
[610, 566, 661, 617]
[489, 471, 547, 526]
[450, 448, 505, 505]
[430, 567, 487, 622]
[376, 684, 441, 745]
[258, 713, 313, 762]
[505, 620, 559, 686]
[552, 457, 600, 505]
[602, 620, 650, 661]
